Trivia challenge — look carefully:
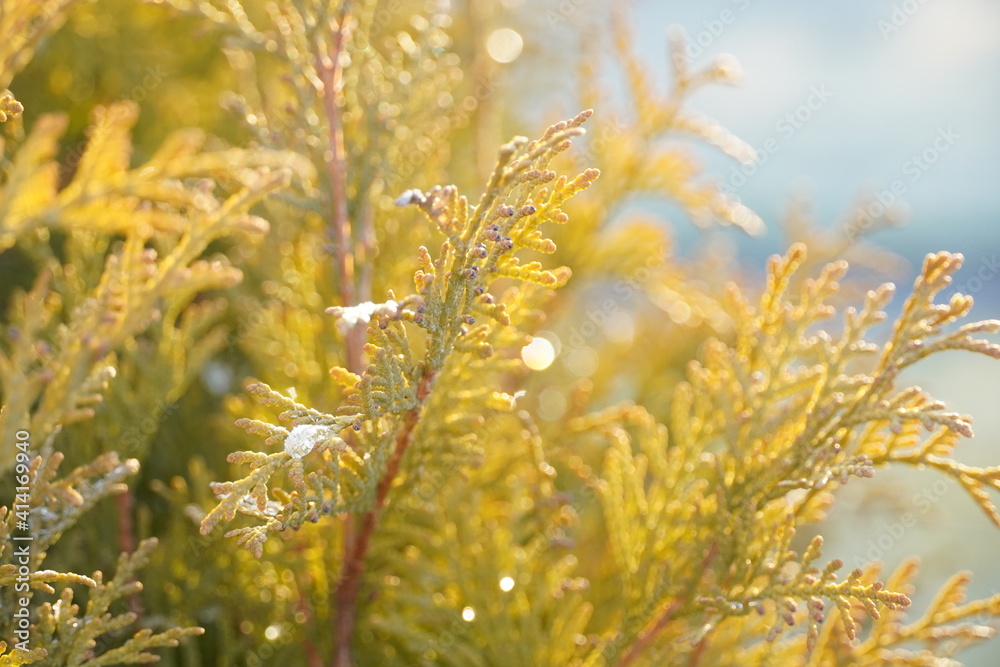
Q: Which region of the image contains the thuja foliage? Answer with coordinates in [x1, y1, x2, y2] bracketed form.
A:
[0, 0, 303, 663]
[1, 0, 1000, 665]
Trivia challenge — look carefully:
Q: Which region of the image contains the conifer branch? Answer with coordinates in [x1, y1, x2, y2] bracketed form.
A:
[202, 109, 599, 664]
[12, 2, 995, 663]
[334, 368, 435, 667]
[316, 2, 364, 374]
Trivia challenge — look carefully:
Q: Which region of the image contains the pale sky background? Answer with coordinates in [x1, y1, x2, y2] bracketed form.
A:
[503, 1, 1000, 662]
[637, 4, 1000, 663]
[630, 4, 1000, 663]
[631, 0, 1000, 296]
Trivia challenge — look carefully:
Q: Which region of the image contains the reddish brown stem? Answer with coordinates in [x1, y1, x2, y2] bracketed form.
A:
[115, 490, 142, 617]
[332, 373, 435, 667]
[318, 6, 363, 374]
[305, 641, 323, 667]
[357, 204, 375, 315]
[314, 9, 370, 666]
[287, 538, 324, 667]
[617, 600, 680, 667]
[617, 542, 719, 667]
[687, 634, 709, 667]
[116, 489, 135, 555]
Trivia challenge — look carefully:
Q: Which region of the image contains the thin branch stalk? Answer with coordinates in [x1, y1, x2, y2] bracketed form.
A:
[333, 371, 436, 667]
[317, 4, 364, 375]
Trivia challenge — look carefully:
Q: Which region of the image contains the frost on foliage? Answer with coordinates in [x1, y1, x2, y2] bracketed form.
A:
[202, 110, 600, 556]
[284, 424, 342, 459]
[58, 0, 998, 664]
[328, 300, 400, 333]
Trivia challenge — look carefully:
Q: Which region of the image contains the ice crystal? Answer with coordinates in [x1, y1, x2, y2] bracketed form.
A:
[283, 424, 333, 459]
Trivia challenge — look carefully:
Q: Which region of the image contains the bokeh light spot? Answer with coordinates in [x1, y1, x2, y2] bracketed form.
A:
[522, 337, 556, 370]
[487, 28, 523, 63]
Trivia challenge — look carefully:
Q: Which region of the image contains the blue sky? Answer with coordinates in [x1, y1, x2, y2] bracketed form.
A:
[627, 5, 1000, 661]
[506, 2, 1000, 661]
[629, 0, 1000, 290]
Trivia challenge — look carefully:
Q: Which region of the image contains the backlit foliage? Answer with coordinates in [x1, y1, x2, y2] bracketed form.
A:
[1, 0, 999, 665]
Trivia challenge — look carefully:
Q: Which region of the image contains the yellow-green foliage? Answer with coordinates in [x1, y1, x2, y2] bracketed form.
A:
[0, 451, 203, 666]
[2, 0, 1000, 666]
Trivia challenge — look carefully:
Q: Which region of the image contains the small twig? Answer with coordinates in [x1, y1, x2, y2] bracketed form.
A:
[617, 600, 681, 667]
[316, 3, 363, 374]
[687, 634, 710, 667]
[314, 7, 369, 666]
[357, 203, 375, 310]
[287, 538, 323, 667]
[617, 542, 719, 666]
[332, 371, 435, 667]
[115, 490, 142, 618]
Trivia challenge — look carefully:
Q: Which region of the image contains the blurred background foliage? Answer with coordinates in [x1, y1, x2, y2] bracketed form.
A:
[2, 0, 998, 665]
